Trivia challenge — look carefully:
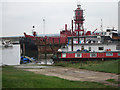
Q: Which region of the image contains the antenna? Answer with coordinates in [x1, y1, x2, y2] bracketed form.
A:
[43, 18, 45, 36]
[77, 0, 81, 8]
[100, 19, 103, 34]
[77, 0, 80, 5]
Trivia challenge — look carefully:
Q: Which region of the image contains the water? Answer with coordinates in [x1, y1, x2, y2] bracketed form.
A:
[0, 44, 54, 66]
[0, 45, 20, 66]
[0, 46, 1, 66]
[36, 59, 54, 65]
[24, 50, 54, 65]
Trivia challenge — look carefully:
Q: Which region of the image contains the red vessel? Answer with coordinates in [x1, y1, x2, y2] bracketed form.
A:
[22, 4, 101, 46]
[20, 4, 120, 61]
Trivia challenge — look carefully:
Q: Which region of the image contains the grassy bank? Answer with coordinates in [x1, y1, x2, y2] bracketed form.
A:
[0, 67, 2, 89]
[2, 66, 114, 88]
[54, 59, 120, 74]
[106, 79, 120, 84]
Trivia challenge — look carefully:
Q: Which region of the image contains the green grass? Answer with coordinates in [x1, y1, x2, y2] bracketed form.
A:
[2, 66, 115, 88]
[0, 67, 2, 90]
[106, 79, 120, 84]
[54, 59, 120, 74]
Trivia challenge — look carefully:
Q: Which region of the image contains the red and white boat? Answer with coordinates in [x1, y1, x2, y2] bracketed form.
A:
[52, 4, 120, 62]
[20, 4, 120, 61]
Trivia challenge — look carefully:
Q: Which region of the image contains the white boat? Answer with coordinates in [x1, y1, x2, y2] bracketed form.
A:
[2, 40, 13, 47]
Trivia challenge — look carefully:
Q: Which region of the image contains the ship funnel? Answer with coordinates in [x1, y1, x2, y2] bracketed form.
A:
[32, 25, 37, 36]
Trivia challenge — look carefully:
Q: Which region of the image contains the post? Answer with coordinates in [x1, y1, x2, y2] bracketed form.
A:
[45, 38, 47, 64]
[65, 24, 67, 31]
[23, 44, 25, 57]
[53, 38, 55, 54]
[38, 46, 41, 64]
[102, 58, 104, 61]
[71, 37, 73, 51]
[72, 20, 73, 33]
[78, 31, 79, 44]
[84, 37, 86, 43]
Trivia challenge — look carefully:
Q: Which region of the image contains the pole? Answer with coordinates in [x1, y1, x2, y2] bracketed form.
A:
[72, 20, 73, 33]
[65, 24, 67, 31]
[38, 46, 41, 64]
[101, 19, 103, 35]
[45, 38, 47, 64]
[43, 18, 45, 36]
[78, 31, 79, 44]
[71, 37, 73, 51]
[23, 44, 25, 57]
[84, 37, 86, 43]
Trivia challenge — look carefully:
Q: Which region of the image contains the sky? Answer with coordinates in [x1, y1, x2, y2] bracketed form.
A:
[1, 0, 119, 37]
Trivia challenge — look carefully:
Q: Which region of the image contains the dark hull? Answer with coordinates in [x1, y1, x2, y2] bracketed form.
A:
[19, 37, 61, 54]
[20, 37, 38, 51]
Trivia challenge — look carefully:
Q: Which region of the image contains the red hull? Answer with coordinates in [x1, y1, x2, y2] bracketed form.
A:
[60, 52, 120, 59]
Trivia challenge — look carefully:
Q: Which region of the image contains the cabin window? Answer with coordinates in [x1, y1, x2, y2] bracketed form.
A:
[104, 32, 106, 35]
[99, 47, 104, 50]
[68, 39, 71, 44]
[109, 32, 112, 35]
[75, 53, 82, 57]
[73, 38, 78, 44]
[90, 53, 97, 57]
[106, 53, 113, 56]
[89, 47, 91, 51]
[118, 53, 120, 56]
[76, 32, 78, 35]
[62, 53, 66, 58]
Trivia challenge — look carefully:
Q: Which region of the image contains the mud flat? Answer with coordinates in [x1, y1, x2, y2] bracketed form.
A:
[21, 66, 119, 87]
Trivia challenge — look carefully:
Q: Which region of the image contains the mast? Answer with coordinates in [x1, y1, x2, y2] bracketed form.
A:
[43, 18, 45, 36]
[101, 19, 103, 35]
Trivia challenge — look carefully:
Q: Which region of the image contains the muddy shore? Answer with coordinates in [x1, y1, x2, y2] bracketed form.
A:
[16, 66, 119, 87]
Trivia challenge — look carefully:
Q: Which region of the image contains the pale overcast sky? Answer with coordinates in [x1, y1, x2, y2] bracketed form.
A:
[1, 0, 119, 37]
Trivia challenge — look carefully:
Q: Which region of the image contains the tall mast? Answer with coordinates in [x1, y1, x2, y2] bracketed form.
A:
[43, 18, 45, 36]
[101, 19, 103, 34]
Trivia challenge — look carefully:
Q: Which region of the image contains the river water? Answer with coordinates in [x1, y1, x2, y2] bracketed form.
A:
[0, 45, 20, 66]
[0, 44, 53, 66]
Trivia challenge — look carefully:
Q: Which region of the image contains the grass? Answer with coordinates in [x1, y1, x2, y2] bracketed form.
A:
[106, 79, 120, 84]
[53, 59, 120, 74]
[0, 67, 2, 89]
[2, 66, 115, 88]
